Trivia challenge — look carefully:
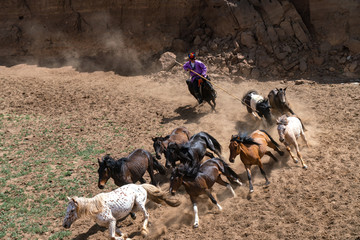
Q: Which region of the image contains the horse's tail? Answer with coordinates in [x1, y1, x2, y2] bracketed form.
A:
[152, 156, 167, 175]
[200, 132, 222, 154]
[297, 116, 306, 132]
[141, 184, 181, 207]
[259, 129, 280, 147]
[213, 158, 239, 180]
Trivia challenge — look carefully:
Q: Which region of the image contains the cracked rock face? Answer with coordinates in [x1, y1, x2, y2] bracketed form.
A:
[0, 0, 358, 77]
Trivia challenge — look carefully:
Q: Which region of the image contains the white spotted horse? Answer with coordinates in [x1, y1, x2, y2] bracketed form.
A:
[63, 184, 180, 240]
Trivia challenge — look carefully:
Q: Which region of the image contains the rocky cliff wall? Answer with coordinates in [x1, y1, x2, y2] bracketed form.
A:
[0, 0, 358, 78]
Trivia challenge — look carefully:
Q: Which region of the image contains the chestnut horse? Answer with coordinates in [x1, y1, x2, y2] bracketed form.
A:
[169, 158, 241, 228]
[276, 115, 309, 169]
[229, 130, 284, 192]
[152, 126, 192, 168]
[97, 149, 166, 189]
[268, 88, 295, 116]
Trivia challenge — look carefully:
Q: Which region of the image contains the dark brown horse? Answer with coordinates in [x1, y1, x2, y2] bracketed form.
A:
[165, 131, 223, 172]
[229, 130, 284, 193]
[268, 87, 295, 116]
[152, 126, 192, 168]
[169, 158, 241, 228]
[186, 77, 217, 110]
[97, 149, 166, 189]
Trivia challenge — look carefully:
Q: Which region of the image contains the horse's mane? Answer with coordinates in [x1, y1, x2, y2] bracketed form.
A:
[231, 133, 260, 146]
[277, 115, 289, 125]
[73, 195, 104, 217]
[102, 154, 128, 170]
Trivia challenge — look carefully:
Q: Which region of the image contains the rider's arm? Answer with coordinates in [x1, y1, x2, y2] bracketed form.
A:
[198, 61, 207, 77]
[183, 62, 191, 72]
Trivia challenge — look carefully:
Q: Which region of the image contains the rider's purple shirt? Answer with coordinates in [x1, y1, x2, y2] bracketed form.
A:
[183, 60, 207, 82]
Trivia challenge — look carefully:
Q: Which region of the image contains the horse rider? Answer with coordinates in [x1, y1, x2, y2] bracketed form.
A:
[183, 52, 214, 104]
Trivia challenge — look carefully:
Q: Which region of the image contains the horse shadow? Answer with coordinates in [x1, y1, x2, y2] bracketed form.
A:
[161, 105, 208, 124]
[72, 224, 107, 240]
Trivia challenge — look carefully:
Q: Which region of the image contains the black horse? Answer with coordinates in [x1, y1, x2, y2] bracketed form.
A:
[164, 131, 223, 172]
[186, 77, 217, 110]
[268, 88, 295, 116]
[242, 90, 272, 125]
[97, 149, 166, 189]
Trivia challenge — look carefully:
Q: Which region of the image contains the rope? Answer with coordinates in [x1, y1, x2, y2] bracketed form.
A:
[174, 60, 257, 112]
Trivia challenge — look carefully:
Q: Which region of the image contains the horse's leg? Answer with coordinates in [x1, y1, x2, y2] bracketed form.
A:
[258, 160, 270, 185]
[245, 166, 254, 193]
[301, 131, 309, 147]
[204, 189, 222, 211]
[294, 142, 307, 169]
[215, 176, 236, 197]
[265, 151, 279, 162]
[109, 219, 123, 240]
[147, 163, 157, 185]
[135, 197, 150, 236]
[284, 143, 298, 164]
[192, 201, 200, 228]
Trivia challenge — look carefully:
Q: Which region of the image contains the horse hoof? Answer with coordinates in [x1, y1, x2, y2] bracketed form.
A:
[294, 159, 299, 164]
[235, 179, 243, 186]
[193, 223, 199, 228]
[303, 165, 308, 170]
[249, 189, 254, 193]
[141, 228, 149, 237]
[265, 181, 270, 186]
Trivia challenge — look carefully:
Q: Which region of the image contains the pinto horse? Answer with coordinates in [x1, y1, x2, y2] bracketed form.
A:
[63, 184, 180, 240]
[97, 149, 166, 189]
[268, 88, 295, 116]
[165, 131, 223, 172]
[169, 158, 241, 228]
[229, 130, 284, 192]
[242, 90, 272, 126]
[277, 115, 309, 169]
[152, 126, 192, 168]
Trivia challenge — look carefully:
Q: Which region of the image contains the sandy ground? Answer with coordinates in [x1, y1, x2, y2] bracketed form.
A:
[0, 64, 359, 240]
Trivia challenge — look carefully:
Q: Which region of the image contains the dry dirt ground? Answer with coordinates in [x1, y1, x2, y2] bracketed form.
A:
[1, 64, 359, 240]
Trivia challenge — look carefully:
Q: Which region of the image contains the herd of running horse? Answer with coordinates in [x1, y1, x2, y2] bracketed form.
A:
[63, 87, 309, 239]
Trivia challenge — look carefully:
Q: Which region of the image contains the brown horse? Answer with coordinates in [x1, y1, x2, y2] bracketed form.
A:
[268, 87, 295, 116]
[229, 130, 284, 193]
[152, 126, 192, 168]
[169, 158, 241, 228]
[97, 149, 166, 189]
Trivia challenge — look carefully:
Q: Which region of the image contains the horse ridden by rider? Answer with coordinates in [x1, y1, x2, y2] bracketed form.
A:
[183, 52, 216, 109]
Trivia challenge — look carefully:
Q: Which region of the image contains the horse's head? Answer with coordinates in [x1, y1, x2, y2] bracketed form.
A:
[229, 135, 241, 163]
[165, 142, 180, 168]
[152, 137, 165, 159]
[276, 115, 289, 142]
[97, 155, 114, 189]
[63, 197, 79, 229]
[169, 165, 185, 195]
[277, 88, 287, 104]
